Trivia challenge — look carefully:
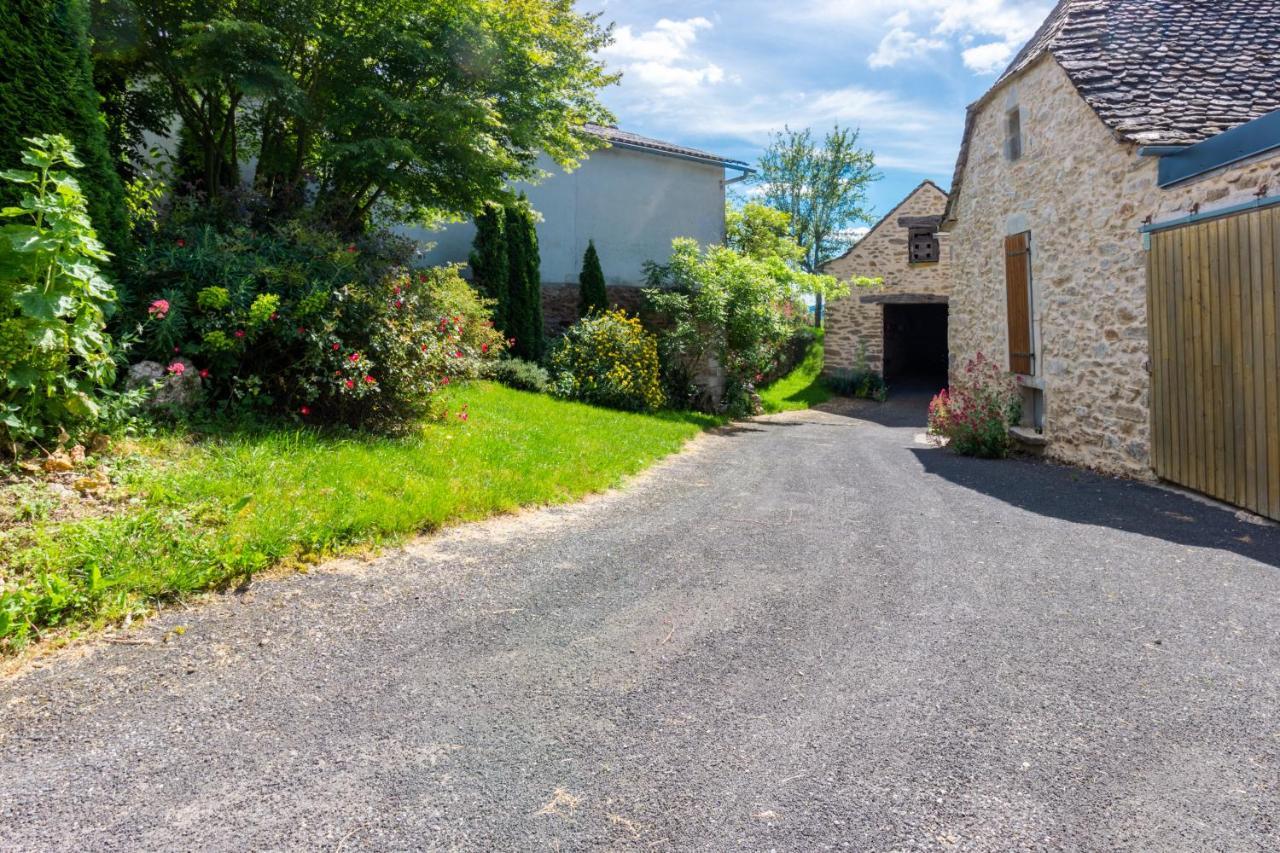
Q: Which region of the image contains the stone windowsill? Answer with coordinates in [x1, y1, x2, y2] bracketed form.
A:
[1015, 373, 1045, 390]
[1009, 425, 1048, 446]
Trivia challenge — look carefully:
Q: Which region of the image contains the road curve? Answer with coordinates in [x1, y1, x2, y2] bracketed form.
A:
[2, 395, 1278, 851]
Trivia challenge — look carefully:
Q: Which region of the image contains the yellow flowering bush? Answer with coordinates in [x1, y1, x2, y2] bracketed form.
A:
[549, 309, 664, 412]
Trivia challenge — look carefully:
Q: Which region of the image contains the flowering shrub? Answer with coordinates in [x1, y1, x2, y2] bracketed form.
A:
[928, 352, 1022, 458]
[549, 309, 664, 412]
[127, 222, 504, 429]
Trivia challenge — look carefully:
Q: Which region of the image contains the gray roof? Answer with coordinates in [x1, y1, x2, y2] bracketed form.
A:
[583, 124, 750, 170]
[944, 0, 1280, 226]
[997, 0, 1280, 146]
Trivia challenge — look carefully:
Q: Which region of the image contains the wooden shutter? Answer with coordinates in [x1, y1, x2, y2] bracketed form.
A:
[1004, 232, 1034, 375]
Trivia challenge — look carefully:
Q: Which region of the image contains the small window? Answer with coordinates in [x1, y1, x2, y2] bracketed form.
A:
[908, 227, 939, 264]
[1006, 107, 1023, 161]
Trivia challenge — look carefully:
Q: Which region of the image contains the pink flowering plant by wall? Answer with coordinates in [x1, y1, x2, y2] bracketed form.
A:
[927, 352, 1022, 458]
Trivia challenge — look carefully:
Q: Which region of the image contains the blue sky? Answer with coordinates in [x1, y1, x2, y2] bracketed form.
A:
[583, 0, 1053, 224]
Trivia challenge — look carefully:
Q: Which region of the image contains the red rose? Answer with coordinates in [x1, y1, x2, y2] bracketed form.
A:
[300, 406, 311, 416]
[234, 330, 245, 339]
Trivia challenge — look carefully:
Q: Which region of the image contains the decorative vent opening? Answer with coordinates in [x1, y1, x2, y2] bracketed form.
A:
[908, 227, 940, 264]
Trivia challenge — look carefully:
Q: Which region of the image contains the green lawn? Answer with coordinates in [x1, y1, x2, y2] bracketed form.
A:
[759, 329, 832, 413]
[0, 382, 719, 651]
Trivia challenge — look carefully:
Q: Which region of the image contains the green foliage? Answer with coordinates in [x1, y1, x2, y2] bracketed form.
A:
[0, 1, 129, 261]
[0, 135, 120, 447]
[759, 328, 833, 413]
[753, 125, 879, 325]
[93, 0, 618, 233]
[726, 202, 805, 266]
[550, 309, 664, 412]
[644, 238, 801, 416]
[0, 382, 717, 651]
[928, 352, 1022, 458]
[578, 239, 607, 318]
[754, 125, 879, 272]
[825, 341, 888, 402]
[503, 198, 544, 362]
[483, 357, 551, 394]
[469, 203, 509, 332]
[127, 223, 504, 430]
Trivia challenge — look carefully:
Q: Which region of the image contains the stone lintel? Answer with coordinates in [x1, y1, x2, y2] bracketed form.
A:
[859, 292, 949, 305]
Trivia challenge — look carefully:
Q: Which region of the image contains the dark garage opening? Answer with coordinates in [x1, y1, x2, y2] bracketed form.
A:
[882, 303, 948, 389]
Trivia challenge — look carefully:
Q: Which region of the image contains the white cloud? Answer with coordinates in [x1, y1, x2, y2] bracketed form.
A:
[778, 0, 1051, 75]
[962, 41, 1015, 73]
[868, 26, 946, 69]
[601, 17, 728, 97]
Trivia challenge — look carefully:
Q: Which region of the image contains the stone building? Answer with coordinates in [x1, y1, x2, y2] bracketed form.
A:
[822, 180, 952, 387]
[401, 125, 751, 334]
[942, 0, 1280, 479]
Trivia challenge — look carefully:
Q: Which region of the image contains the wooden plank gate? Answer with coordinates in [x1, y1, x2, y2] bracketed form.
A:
[1147, 205, 1280, 521]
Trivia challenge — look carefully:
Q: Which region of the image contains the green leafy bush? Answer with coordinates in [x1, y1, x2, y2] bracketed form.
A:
[928, 352, 1022, 458]
[0, 135, 120, 448]
[127, 221, 505, 430]
[644, 238, 798, 416]
[484, 358, 550, 394]
[549, 309, 664, 412]
[826, 343, 887, 402]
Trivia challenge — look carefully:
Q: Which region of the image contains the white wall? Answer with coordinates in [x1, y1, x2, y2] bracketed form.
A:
[400, 146, 728, 285]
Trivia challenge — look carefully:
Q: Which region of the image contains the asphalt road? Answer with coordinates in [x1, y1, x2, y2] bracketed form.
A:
[3, 394, 1279, 851]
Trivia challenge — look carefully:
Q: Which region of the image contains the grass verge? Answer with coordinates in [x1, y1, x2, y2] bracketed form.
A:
[0, 382, 720, 652]
[759, 329, 832, 413]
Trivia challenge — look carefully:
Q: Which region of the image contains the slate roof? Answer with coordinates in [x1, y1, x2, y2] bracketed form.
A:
[997, 0, 1280, 146]
[583, 124, 750, 170]
[943, 0, 1280, 226]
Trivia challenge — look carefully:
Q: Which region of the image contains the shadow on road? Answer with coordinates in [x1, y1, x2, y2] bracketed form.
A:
[816, 384, 937, 429]
[912, 447, 1280, 570]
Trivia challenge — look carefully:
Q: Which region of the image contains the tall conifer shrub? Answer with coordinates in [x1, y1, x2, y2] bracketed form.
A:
[578, 239, 606, 317]
[0, 0, 129, 261]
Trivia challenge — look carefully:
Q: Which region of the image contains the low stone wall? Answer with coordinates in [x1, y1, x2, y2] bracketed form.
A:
[540, 284, 647, 336]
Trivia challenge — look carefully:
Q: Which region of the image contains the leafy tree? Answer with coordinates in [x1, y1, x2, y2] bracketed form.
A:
[725, 202, 850, 315]
[753, 125, 879, 325]
[726, 202, 804, 266]
[578, 239, 606, 317]
[469, 203, 509, 332]
[0, 0, 129, 260]
[93, 0, 618, 234]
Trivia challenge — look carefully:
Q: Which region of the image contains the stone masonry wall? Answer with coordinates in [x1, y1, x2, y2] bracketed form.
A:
[822, 182, 952, 375]
[541, 283, 647, 337]
[947, 53, 1280, 478]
